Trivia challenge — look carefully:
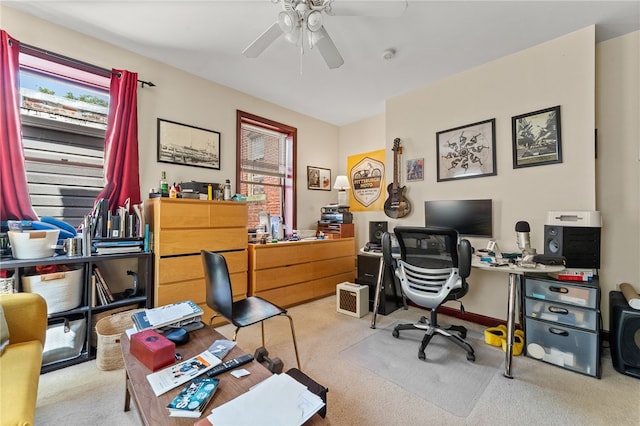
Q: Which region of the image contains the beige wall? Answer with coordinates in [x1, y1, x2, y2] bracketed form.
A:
[595, 31, 640, 329]
[2, 6, 340, 231]
[340, 27, 640, 330]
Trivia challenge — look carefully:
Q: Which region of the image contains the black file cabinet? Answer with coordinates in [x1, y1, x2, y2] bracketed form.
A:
[523, 275, 601, 378]
[355, 254, 403, 315]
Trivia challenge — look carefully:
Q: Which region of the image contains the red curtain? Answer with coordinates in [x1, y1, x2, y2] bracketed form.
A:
[96, 69, 141, 213]
[0, 30, 38, 221]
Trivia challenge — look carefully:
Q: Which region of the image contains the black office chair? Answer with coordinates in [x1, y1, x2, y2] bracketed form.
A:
[383, 226, 475, 362]
[201, 250, 301, 369]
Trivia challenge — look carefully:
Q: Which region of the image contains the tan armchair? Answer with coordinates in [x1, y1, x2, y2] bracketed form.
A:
[0, 292, 47, 426]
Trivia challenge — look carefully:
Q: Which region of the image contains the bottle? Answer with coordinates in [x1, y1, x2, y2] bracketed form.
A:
[223, 179, 232, 200]
[169, 182, 177, 198]
[160, 171, 169, 197]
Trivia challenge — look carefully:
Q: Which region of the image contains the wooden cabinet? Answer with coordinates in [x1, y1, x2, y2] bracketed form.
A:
[146, 198, 248, 326]
[249, 238, 356, 307]
[316, 223, 354, 239]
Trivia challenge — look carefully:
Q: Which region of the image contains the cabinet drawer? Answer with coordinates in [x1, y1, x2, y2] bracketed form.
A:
[155, 272, 247, 307]
[251, 257, 354, 292]
[158, 251, 247, 285]
[158, 228, 247, 256]
[525, 317, 599, 377]
[156, 200, 247, 229]
[525, 278, 598, 309]
[525, 298, 597, 330]
[250, 239, 354, 270]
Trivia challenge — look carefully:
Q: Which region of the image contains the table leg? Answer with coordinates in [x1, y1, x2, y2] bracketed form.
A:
[370, 258, 385, 329]
[504, 272, 518, 379]
[124, 370, 131, 411]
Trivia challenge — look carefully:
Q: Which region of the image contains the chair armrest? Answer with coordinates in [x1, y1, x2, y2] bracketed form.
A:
[0, 293, 47, 345]
[458, 239, 472, 279]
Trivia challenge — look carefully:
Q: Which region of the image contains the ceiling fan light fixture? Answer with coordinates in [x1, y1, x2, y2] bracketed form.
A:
[278, 10, 299, 34]
[306, 10, 323, 32]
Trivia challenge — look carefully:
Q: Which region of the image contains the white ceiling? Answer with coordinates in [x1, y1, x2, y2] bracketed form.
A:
[6, 1, 640, 126]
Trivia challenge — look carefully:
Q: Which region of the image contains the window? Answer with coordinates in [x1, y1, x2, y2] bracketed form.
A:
[237, 111, 296, 234]
[18, 47, 110, 227]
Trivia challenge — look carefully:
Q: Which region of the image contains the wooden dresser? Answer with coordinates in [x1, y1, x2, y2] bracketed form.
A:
[145, 198, 248, 325]
[248, 238, 356, 307]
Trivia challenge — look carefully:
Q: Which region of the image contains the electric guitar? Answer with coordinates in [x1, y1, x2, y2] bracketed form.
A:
[384, 138, 411, 219]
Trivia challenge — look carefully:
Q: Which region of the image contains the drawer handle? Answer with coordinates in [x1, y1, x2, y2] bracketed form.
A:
[548, 327, 569, 337]
[549, 286, 568, 294]
[548, 306, 569, 315]
[364, 273, 376, 278]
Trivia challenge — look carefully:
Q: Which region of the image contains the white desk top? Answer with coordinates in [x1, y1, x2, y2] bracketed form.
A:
[472, 259, 565, 275]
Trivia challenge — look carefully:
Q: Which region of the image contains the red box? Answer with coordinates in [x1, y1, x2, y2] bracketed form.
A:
[130, 329, 175, 371]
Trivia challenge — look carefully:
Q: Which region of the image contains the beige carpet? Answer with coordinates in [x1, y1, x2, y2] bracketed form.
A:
[341, 321, 503, 417]
[35, 295, 640, 425]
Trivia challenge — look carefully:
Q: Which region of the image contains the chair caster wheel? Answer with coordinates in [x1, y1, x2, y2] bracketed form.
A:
[459, 330, 467, 339]
[392, 329, 400, 338]
[418, 351, 426, 360]
[466, 353, 476, 362]
[254, 346, 284, 374]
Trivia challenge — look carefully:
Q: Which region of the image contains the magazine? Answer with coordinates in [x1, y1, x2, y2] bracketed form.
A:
[167, 377, 220, 418]
[146, 350, 221, 396]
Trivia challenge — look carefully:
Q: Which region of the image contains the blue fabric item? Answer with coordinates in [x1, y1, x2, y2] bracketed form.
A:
[39, 216, 77, 237]
[31, 221, 76, 240]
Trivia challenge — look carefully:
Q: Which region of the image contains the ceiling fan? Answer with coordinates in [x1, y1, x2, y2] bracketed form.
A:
[243, 0, 345, 69]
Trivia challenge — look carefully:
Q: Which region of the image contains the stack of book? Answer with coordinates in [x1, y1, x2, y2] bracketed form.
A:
[92, 238, 143, 255]
[166, 377, 220, 418]
[131, 300, 204, 332]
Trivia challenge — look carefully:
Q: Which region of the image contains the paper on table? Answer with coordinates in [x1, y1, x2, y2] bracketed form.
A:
[207, 373, 324, 426]
[146, 303, 197, 326]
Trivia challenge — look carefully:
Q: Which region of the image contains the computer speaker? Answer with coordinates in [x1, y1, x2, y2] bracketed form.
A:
[609, 291, 640, 379]
[543, 225, 601, 268]
[369, 221, 388, 245]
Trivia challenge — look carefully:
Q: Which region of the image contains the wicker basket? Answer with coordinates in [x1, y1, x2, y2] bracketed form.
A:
[95, 308, 144, 371]
[0, 276, 15, 294]
[91, 304, 139, 348]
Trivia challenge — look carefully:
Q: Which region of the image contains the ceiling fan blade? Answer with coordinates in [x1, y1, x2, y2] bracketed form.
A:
[327, 0, 408, 17]
[242, 22, 283, 58]
[312, 26, 344, 69]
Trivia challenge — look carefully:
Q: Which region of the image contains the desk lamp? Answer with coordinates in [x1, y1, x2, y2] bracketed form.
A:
[333, 175, 350, 207]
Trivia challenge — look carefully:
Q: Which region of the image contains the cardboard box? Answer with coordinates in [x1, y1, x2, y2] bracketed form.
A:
[130, 329, 175, 371]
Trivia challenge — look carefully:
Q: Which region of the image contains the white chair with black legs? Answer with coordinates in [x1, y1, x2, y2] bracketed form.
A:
[383, 226, 475, 362]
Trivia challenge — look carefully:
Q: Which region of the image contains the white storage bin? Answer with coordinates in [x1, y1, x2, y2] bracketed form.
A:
[22, 267, 83, 314]
[8, 229, 59, 259]
[43, 315, 86, 366]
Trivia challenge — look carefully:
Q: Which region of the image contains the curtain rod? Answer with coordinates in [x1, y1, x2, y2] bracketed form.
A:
[19, 42, 156, 88]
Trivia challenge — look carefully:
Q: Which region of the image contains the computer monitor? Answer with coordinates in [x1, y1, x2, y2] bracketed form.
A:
[424, 199, 493, 238]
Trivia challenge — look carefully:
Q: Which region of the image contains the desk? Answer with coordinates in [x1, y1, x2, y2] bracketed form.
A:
[472, 260, 564, 379]
[121, 326, 324, 425]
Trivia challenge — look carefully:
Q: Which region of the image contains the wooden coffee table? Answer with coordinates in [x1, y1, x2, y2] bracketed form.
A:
[121, 325, 323, 425]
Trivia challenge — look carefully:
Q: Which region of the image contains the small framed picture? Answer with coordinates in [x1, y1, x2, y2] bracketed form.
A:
[307, 166, 331, 190]
[406, 158, 424, 181]
[436, 118, 497, 182]
[512, 105, 562, 168]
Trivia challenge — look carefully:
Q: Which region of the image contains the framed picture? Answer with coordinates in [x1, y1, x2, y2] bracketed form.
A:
[436, 118, 496, 182]
[157, 118, 220, 169]
[512, 105, 562, 168]
[307, 166, 331, 190]
[406, 158, 424, 181]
